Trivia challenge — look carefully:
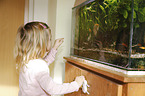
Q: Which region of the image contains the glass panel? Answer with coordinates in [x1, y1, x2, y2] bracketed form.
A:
[131, 0, 145, 69]
[71, 0, 145, 70]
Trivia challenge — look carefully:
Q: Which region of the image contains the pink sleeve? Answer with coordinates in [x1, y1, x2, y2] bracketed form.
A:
[44, 48, 57, 66]
[36, 71, 80, 95]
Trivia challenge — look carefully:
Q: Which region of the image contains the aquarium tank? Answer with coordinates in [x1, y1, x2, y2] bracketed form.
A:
[71, 0, 145, 70]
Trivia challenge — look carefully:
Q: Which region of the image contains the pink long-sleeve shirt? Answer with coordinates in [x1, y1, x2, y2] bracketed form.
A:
[18, 48, 79, 96]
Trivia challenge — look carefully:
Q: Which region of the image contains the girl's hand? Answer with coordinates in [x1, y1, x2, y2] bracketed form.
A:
[75, 76, 85, 87]
[53, 38, 64, 50]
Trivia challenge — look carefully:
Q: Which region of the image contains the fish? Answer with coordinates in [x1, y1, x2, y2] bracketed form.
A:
[122, 43, 128, 47]
[139, 47, 145, 49]
[87, 34, 91, 41]
[137, 43, 142, 47]
[132, 43, 142, 47]
[89, 28, 91, 32]
[93, 23, 99, 36]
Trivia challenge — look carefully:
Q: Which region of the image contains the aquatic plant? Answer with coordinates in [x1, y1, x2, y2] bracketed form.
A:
[79, 0, 145, 32]
[74, 0, 145, 69]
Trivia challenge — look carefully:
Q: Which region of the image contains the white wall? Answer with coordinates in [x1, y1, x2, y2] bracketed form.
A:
[34, 0, 49, 23]
[53, 0, 75, 83]
[27, 0, 49, 23]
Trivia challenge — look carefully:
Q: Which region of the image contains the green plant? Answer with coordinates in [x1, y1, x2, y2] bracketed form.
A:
[79, 0, 145, 32]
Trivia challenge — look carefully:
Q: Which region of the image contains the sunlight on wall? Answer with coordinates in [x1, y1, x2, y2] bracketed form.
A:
[0, 85, 19, 96]
[53, 0, 76, 84]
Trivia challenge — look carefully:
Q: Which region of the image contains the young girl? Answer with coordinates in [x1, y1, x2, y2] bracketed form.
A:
[14, 21, 85, 96]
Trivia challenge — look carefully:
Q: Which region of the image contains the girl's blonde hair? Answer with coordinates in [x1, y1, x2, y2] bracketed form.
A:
[14, 21, 51, 72]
